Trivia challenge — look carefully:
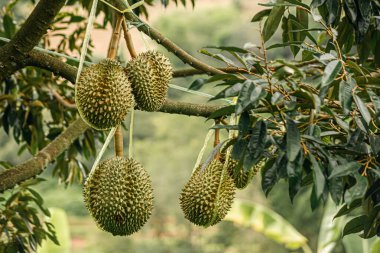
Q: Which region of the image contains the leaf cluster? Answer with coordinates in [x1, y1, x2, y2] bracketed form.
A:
[191, 0, 380, 238]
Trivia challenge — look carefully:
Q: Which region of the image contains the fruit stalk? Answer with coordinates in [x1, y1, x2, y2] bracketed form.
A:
[108, 14, 124, 157]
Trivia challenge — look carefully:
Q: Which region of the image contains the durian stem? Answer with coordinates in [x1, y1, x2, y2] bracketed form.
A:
[107, 14, 124, 59]
[192, 122, 215, 173]
[214, 120, 221, 160]
[128, 110, 135, 159]
[108, 14, 125, 157]
[122, 18, 138, 59]
[114, 126, 124, 157]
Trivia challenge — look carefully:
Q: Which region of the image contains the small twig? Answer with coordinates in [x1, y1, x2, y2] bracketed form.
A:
[122, 17, 138, 59]
[107, 14, 124, 59]
[214, 119, 221, 160]
[48, 85, 77, 109]
[108, 14, 124, 157]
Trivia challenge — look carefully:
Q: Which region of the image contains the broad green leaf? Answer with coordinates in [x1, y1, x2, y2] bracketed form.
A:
[344, 173, 368, 205]
[225, 199, 309, 250]
[317, 198, 346, 253]
[309, 154, 326, 200]
[328, 162, 361, 179]
[286, 118, 300, 162]
[354, 95, 371, 125]
[236, 81, 255, 115]
[339, 80, 355, 115]
[370, 239, 380, 253]
[263, 1, 286, 42]
[261, 157, 278, 196]
[251, 9, 271, 22]
[189, 78, 206, 90]
[366, 89, 380, 115]
[39, 208, 71, 253]
[343, 215, 368, 236]
[207, 105, 235, 120]
[204, 46, 248, 54]
[311, 0, 327, 8]
[343, 234, 375, 253]
[334, 198, 362, 219]
[322, 60, 342, 87]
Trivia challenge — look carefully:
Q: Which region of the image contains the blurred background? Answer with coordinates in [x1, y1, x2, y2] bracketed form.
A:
[0, 0, 353, 252]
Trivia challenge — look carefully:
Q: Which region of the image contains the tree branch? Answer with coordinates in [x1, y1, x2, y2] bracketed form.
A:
[0, 118, 89, 193]
[173, 67, 252, 78]
[109, 0, 225, 76]
[0, 0, 66, 81]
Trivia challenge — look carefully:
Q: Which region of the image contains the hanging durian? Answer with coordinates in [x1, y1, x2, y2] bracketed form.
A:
[125, 51, 172, 111]
[83, 157, 153, 236]
[179, 159, 235, 227]
[220, 153, 256, 189]
[75, 59, 135, 130]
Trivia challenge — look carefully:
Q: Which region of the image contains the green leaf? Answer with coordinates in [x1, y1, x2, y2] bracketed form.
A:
[308, 154, 326, 200]
[317, 198, 346, 253]
[189, 78, 206, 91]
[311, 0, 327, 8]
[366, 89, 380, 115]
[251, 9, 271, 22]
[339, 80, 355, 115]
[322, 60, 342, 87]
[334, 198, 362, 219]
[225, 199, 309, 250]
[204, 46, 248, 54]
[236, 81, 255, 115]
[354, 95, 371, 125]
[261, 157, 278, 196]
[343, 215, 368, 236]
[286, 118, 300, 162]
[207, 105, 235, 120]
[263, 1, 286, 42]
[344, 173, 368, 205]
[328, 162, 361, 179]
[3, 14, 16, 38]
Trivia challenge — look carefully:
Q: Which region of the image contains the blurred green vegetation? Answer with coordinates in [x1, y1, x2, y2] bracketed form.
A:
[0, 1, 326, 252]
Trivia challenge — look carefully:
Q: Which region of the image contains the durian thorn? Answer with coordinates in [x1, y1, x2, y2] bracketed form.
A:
[122, 17, 138, 59]
[107, 13, 124, 59]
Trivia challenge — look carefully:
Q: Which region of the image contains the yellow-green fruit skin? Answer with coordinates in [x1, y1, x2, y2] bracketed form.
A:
[126, 51, 172, 111]
[75, 59, 135, 130]
[179, 160, 235, 227]
[83, 157, 153, 236]
[226, 158, 255, 189]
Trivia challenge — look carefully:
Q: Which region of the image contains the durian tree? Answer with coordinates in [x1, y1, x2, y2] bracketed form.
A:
[1, 0, 380, 251]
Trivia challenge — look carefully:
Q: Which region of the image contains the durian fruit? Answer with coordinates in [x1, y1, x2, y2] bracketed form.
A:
[125, 51, 172, 111]
[83, 157, 153, 236]
[75, 59, 135, 130]
[220, 153, 256, 189]
[179, 159, 235, 227]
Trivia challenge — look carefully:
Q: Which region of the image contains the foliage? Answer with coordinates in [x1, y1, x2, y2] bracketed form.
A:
[191, 0, 380, 239]
[225, 199, 310, 251]
[2, 0, 380, 251]
[0, 178, 58, 252]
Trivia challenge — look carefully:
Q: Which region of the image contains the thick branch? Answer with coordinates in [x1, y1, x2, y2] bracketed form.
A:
[159, 100, 221, 118]
[0, 118, 89, 193]
[109, 0, 224, 76]
[0, 0, 66, 81]
[173, 67, 252, 78]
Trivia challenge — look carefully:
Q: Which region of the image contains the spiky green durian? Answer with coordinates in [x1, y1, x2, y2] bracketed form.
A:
[179, 160, 235, 227]
[126, 50, 172, 111]
[83, 157, 153, 236]
[221, 154, 253, 189]
[75, 59, 135, 130]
